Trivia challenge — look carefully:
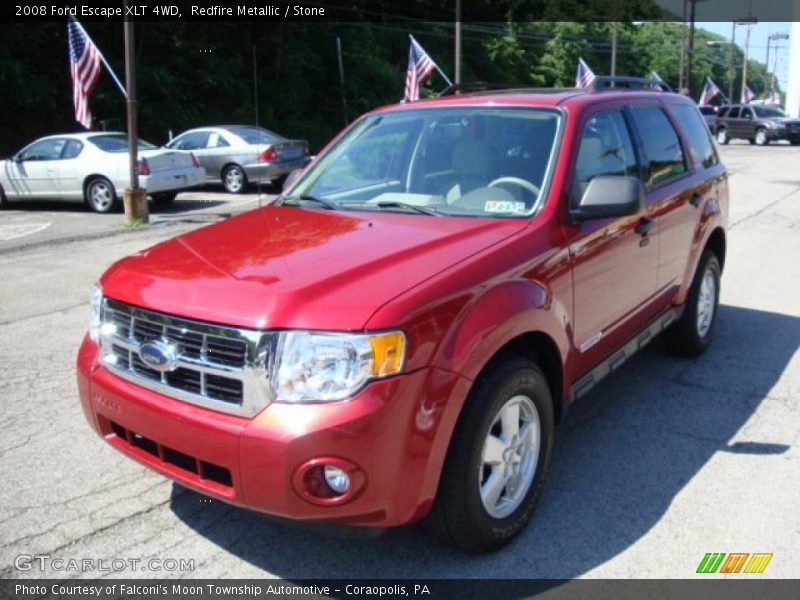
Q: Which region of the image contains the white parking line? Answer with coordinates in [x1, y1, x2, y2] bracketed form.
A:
[0, 222, 51, 241]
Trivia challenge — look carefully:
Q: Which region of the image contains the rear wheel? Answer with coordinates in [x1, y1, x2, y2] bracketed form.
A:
[754, 128, 769, 146]
[85, 177, 118, 213]
[0, 184, 7, 209]
[662, 250, 721, 357]
[429, 356, 554, 553]
[716, 127, 729, 145]
[222, 165, 247, 194]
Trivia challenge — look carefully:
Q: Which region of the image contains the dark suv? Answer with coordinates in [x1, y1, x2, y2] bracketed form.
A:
[714, 104, 800, 146]
[78, 77, 728, 552]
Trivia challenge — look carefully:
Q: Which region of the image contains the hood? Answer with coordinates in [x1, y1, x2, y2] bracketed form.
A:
[101, 206, 526, 330]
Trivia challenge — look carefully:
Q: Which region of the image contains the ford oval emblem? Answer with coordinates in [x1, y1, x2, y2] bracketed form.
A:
[139, 340, 179, 372]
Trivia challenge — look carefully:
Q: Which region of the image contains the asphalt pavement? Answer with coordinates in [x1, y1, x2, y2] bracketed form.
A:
[0, 145, 798, 579]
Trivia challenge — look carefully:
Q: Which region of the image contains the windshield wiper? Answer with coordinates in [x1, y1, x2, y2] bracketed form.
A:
[372, 201, 441, 216]
[279, 195, 338, 210]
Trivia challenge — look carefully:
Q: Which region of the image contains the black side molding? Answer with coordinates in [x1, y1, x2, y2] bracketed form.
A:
[564, 305, 684, 411]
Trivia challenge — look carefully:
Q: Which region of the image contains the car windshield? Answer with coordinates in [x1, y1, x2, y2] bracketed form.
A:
[288, 107, 562, 218]
[88, 134, 157, 152]
[227, 126, 284, 145]
[753, 106, 786, 118]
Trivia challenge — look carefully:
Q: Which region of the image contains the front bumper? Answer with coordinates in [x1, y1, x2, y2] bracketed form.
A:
[77, 336, 469, 526]
[242, 157, 310, 183]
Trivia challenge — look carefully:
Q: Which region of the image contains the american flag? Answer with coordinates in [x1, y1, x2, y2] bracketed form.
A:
[575, 58, 596, 89]
[649, 71, 665, 91]
[404, 36, 436, 102]
[742, 84, 755, 104]
[698, 77, 721, 106]
[67, 19, 102, 129]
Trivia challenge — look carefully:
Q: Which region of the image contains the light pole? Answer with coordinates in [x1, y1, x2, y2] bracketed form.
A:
[766, 32, 789, 93]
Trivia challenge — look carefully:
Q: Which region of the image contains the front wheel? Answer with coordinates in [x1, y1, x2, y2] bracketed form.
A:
[662, 250, 721, 357]
[716, 127, 729, 145]
[85, 177, 118, 213]
[222, 165, 247, 194]
[754, 128, 769, 146]
[428, 357, 554, 553]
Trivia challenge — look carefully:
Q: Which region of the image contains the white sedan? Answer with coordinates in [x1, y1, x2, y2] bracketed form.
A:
[0, 132, 205, 213]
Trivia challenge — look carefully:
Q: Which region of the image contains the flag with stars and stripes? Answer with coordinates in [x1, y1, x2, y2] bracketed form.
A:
[575, 58, 596, 89]
[404, 36, 436, 102]
[698, 77, 721, 106]
[67, 19, 102, 129]
[743, 84, 755, 104]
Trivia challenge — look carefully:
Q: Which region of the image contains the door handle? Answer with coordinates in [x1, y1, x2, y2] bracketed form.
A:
[634, 217, 654, 236]
[689, 193, 704, 208]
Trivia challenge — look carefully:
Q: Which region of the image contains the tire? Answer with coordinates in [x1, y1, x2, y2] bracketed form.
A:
[662, 250, 721, 357]
[748, 139, 756, 145]
[151, 191, 177, 206]
[85, 177, 118, 213]
[222, 165, 247, 194]
[0, 183, 7, 209]
[790, 140, 800, 146]
[716, 127, 729, 145]
[428, 356, 554, 553]
[754, 128, 769, 146]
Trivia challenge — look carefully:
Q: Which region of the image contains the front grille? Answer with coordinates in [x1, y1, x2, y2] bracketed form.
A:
[110, 421, 233, 487]
[99, 298, 274, 417]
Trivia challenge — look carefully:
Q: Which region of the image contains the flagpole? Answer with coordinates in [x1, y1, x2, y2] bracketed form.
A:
[409, 35, 453, 87]
[69, 14, 128, 99]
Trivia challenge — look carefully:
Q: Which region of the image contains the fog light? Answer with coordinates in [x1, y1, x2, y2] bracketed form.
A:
[323, 465, 351, 494]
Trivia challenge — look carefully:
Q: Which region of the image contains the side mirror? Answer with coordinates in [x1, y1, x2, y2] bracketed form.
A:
[571, 176, 644, 222]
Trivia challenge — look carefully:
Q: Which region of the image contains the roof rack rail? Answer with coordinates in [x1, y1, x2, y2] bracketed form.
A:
[439, 83, 523, 96]
[590, 76, 673, 93]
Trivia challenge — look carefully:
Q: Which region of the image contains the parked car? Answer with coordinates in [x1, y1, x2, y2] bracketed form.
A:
[698, 105, 717, 129]
[165, 125, 311, 193]
[0, 132, 204, 213]
[713, 103, 800, 145]
[78, 78, 728, 552]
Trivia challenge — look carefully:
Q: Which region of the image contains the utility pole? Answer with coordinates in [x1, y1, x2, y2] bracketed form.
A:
[740, 21, 752, 102]
[454, 0, 462, 85]
[610, 0, 618, 78]
[728, 21, 736, 103]
[686, 0, 697, 95]
[252, 43, 259, 127]
[678, 0, 687, 92]
[123, 0, 147, 224]
[336, 36, 348, 126]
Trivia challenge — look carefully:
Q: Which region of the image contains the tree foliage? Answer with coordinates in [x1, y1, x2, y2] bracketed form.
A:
[0, 18, 778, 156]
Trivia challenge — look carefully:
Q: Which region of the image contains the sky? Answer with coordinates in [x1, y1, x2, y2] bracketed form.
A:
[699, 21, 792, 90]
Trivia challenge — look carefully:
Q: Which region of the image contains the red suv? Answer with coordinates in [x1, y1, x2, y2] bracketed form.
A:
[77, 78, 728, 552]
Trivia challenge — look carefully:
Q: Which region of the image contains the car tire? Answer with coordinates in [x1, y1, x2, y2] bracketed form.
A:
[662, 250, 721, 357]
[85, 177, 118, 214]
[754, 128, 769, 146]
[716, 127, 729, 145]
[0, 183, 7, 209]
[790, 140, 800, 146]
[748, 139, 756, 145]
[428, 356, 554, 553]
[222, 165, 247, 194]
[151, 191, 177, 206]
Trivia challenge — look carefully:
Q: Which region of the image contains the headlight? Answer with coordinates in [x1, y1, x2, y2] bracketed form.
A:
[89, 283, 103, 342]
[272, 330, 406, 403]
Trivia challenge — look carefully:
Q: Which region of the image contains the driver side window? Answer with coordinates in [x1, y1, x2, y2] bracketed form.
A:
[19, 138, 67, 161]
[573, 110, 637, 202]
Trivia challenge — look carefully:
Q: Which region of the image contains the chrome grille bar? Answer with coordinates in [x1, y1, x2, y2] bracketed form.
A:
[98, 298, 275, 418]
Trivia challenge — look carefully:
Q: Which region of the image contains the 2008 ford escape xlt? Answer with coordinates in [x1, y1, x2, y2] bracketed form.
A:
[77, 78, 728, 552]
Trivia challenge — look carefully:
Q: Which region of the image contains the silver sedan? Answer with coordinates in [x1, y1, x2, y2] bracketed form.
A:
[165, 125, 311, 193]
[0, 132, 205, 213]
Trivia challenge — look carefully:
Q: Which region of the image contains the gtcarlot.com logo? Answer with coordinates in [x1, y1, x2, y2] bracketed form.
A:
[14, 554, 195, 573]
[696, 552, 773, 574]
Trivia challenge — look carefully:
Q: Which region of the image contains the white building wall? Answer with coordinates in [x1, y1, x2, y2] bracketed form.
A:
[786, 20, 800, 117]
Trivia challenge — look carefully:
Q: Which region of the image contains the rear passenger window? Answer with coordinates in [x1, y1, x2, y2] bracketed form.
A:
[631, 107, 686, 188]
[62, 139, 83, 159]
[670, 105, 718, 169]
[573, 110, 637, 200]
[727, 107, 740, 119]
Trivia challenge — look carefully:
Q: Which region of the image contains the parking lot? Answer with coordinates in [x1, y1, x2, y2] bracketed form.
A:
[0, 142, 798, 579]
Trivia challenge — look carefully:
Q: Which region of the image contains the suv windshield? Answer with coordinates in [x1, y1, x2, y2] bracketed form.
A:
[753, 106, 786, 118]
[288, 107, 562, 217]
